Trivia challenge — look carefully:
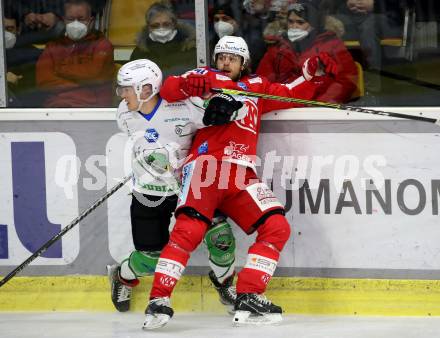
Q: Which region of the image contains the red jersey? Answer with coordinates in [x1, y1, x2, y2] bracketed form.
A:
[160, 67, 326, 171]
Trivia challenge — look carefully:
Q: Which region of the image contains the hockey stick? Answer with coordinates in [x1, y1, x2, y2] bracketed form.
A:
[212, 88, 440, 126]
[0, 174, 132, 288]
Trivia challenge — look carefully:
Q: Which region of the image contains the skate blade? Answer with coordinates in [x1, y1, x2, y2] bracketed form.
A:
[232, 311, 282, 326]
[225, 305, 235, 316]
[142, 314, 171, 330]
[219, 300, 235, 315]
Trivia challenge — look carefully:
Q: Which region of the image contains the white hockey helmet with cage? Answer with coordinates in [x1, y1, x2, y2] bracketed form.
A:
[117, 59, 163, 107]
[213, 35, 250, 66]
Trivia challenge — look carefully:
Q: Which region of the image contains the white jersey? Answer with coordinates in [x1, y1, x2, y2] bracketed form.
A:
[116, 97, 205, 196]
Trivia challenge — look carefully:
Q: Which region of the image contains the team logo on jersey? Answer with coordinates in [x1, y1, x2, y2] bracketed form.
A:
[223, 141, 252, 163]
[175, 123, 194, 137]
[237, 82, 248, 91]
[145, 151, 170, 174]
[144, 128, 159, 143]
[198, 141, 208, 155]
[234, 100, 258, 134]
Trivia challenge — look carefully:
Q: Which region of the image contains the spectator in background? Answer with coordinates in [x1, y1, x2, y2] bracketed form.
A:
[36, 0, 114, 108]
[209, 4, 240, 55]
[261, 0, 290, 46]
[4, 6, 42, 107]
[130, 2, 196, 78]
[257, 1, 358, 103]
[319, 0, 383, 94]
[212, 4, 239, 40]
[240, 0, 273, 71]
[5, 0, 66, 47]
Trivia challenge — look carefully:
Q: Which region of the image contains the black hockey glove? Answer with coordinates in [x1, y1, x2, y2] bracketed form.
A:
[203, 93, 243, 126]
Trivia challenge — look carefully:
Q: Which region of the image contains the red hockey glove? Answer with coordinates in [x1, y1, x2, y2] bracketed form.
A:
[180, 73, 212, 97]
[318, 52, 338, 77]
[302, 52, 338, 81]
[302, 55, 321, 81]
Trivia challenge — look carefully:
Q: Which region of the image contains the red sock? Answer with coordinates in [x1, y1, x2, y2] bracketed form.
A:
[149, 243, 189, 299]
[149, 214, 208, 299]
[236, 242, 280, 294]
[236, 214, 291, 294]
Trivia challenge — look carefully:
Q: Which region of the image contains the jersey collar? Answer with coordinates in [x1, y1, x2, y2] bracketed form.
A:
[137, 97, 162, 121]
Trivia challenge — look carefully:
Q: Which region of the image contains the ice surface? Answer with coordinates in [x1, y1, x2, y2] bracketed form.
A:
[1, 312, 440, 338]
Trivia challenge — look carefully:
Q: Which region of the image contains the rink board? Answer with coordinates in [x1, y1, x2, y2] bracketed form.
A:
[1, 275, 440, 316]
[1, 108, 440, 314]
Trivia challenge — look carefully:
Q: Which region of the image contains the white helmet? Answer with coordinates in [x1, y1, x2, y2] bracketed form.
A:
[213, 36, 250, 66]
[117, 59, 163, 106]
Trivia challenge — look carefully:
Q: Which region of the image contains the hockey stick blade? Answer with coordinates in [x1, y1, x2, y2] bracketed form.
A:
[0, 174, 132, 288]
[212, 88, 440, 125]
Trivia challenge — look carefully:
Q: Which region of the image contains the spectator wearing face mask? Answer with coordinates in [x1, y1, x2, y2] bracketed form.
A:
[257, 1, 357, 103]
[36, 0, 115, 108]
[4, 5, 43, 107]
[240, 0, 278, 71]
[212, 4, 239, 39]
[129, 2, 196, 78]
[209, 4, 240, 56]
[5, 0, 66, 47]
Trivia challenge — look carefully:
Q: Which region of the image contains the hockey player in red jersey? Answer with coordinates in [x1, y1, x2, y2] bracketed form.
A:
[143, 36, 338, 329]
[107, 59, 244, 316]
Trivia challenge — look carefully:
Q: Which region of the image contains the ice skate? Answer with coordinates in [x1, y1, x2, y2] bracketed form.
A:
[232, 293, 282, 326]
[107, 264, 138, 312]
[142, 297, 174, 330]
[208, 270, 236, 314]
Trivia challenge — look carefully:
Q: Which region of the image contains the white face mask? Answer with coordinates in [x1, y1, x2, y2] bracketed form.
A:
[214, 21, 234, 38]
[4, 31, 16, 49]
[149, 28, 177, 44]
[65, 20, 88, 41]
[287, 28, 309, 42]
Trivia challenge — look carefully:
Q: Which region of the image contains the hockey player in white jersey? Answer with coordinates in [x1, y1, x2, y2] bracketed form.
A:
[107, 59, 241, 317]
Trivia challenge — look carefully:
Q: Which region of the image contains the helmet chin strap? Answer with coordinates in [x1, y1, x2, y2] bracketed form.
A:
[135, 90, 155, 112]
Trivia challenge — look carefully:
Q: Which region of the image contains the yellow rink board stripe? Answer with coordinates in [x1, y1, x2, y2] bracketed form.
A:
[1, 276, 440, 316]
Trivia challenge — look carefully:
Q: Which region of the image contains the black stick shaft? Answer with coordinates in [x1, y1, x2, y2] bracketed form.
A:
[0, 175, 132, 288]
[212, 88, 439, 125]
